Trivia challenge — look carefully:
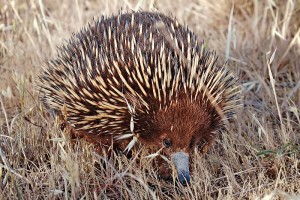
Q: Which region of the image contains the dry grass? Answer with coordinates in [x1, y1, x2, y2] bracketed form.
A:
[0, 0, 299, 199]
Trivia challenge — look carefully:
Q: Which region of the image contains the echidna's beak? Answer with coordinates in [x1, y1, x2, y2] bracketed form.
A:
[171, 151, 190, 185]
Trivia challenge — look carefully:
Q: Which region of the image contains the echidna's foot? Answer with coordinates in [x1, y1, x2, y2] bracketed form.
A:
[157, 157, 172, 182]
[158, 168, 172, 182]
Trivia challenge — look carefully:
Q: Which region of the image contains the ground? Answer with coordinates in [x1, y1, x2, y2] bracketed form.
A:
[0, 0, 299, 199]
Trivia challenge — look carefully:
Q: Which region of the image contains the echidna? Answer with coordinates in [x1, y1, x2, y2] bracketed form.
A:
[39, 11, 240, 185]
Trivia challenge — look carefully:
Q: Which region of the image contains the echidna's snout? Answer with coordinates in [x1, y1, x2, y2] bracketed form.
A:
[171, 151, 190, 185]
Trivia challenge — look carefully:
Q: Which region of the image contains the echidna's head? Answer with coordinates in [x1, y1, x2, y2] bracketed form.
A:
[135, 92, 222, 185]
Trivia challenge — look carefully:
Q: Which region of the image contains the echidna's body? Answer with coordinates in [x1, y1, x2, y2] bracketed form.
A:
[39, 11, 240, 184]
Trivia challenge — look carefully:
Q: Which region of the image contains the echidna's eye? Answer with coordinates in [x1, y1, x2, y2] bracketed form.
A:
[163, 138, 172, 148]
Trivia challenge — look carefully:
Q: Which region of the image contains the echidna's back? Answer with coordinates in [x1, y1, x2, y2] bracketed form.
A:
[39, 12, 201, 134]
[39, 11, 237, 140]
